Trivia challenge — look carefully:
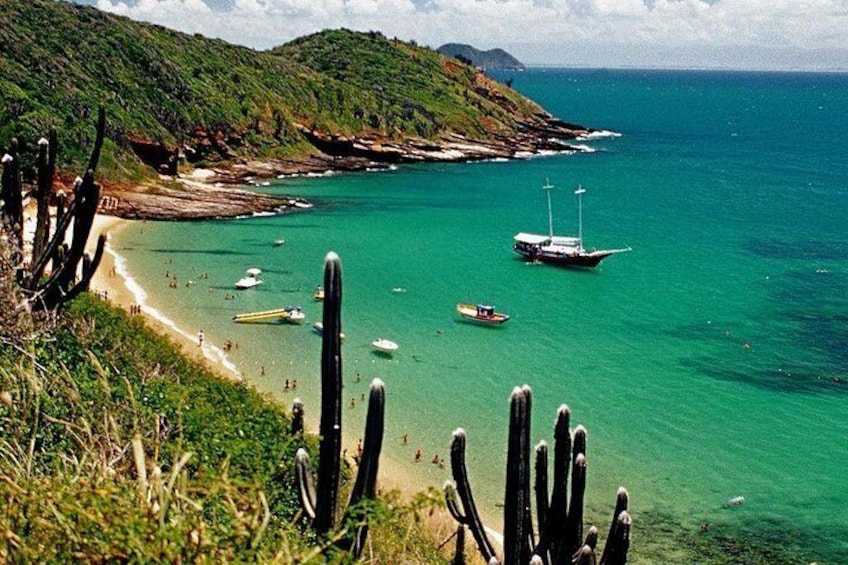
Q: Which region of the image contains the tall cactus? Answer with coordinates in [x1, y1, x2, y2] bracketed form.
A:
[1, 107, 106, 311]
[444, 385, 632, 565]
[293, 252, 386, 559]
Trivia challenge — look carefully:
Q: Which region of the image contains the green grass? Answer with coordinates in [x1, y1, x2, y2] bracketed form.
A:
[0, 293, 306, 561]
[0, 274, 455, 564]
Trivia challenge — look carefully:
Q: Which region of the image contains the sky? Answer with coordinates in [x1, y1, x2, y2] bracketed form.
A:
[66, 0, 848, 71]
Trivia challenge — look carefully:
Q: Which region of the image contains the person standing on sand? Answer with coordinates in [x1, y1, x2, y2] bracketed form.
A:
[197, 330, 204, 347]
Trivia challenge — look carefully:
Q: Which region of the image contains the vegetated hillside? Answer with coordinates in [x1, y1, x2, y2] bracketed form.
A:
[0, 0, 582, 186]
[437, 43, 526, 71]
[275, 30, 535, 139]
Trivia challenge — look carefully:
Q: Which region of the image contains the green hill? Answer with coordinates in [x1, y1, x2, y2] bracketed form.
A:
[0, 0, 581, 187]
[437, 43, 526, 70]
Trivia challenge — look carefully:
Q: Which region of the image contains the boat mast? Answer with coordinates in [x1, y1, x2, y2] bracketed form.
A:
[543, 178, 554, 238]
[575, 185, 586, 250]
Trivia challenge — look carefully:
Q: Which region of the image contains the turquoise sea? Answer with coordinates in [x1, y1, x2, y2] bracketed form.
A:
[111, 69, 848, 563]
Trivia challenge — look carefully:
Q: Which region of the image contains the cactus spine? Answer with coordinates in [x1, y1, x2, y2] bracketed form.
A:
[444, 385, 632, 564]
[1, 107, 106, 311]
[293, 252, 386, 559]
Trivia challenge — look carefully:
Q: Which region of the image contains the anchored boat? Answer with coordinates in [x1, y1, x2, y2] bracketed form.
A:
[513, 181, 630, 268]
[371, 338, 399, 355]
[235, 268, 263, 289]
[456, 303, 510, 325]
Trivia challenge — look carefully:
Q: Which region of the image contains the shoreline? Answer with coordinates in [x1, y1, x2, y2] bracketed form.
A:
[88, 215, 242, 381]
[87, 214, 439, 505]
[98, 129, 614, 222]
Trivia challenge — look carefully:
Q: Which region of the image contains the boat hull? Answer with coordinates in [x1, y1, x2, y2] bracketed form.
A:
[456, 303, 510, 325]
[513, 244, 614, 268]
[371, 339, 398, 355]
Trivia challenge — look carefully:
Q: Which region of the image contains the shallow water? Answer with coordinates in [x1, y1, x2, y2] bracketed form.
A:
[112, 69, 848, 563]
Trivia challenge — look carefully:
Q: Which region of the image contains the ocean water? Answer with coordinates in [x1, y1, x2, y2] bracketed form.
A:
[111, 69, 848, 563]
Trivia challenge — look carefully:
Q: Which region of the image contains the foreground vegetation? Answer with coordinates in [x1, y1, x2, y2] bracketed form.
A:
[0, 273, 450, 562]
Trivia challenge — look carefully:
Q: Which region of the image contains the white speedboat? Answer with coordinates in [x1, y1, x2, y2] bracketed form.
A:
[313, 286, 325, 301]
[235, 268, 263, 289]
[371, 338, 399, 356]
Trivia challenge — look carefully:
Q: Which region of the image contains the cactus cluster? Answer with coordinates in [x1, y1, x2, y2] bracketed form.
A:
[445, 385, 631, 565]
[0, 107, 106, 311]
[293, 252, 386, 558]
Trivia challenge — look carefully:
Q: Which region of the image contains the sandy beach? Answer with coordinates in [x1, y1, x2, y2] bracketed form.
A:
[84, 214, 435, 504]
[87, 214, 240, 380]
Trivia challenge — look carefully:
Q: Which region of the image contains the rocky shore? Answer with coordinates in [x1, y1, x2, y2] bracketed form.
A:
[100, 115, 593, 221]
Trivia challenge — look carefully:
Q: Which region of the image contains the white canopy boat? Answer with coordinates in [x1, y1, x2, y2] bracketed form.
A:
[235, 268, 263, 289]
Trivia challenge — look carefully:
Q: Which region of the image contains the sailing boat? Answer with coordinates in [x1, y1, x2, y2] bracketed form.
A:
[513, 180, 631, 268]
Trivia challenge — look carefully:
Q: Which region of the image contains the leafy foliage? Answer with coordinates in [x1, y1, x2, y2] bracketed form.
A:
[0, 293, 305, 561]
[1, 1, 544, 181]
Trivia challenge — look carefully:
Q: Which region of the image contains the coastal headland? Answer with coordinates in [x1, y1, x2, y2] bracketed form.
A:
[101, 120, 593, 221]
[5, 1, 596, 222]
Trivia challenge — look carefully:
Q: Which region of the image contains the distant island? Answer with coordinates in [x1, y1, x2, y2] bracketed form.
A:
[436, 43, 526, 71]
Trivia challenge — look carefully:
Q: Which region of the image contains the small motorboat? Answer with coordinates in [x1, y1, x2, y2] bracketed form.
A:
[235, 268, 263, 289]
[371, 338, 399, 356]
[312, 322, 345, 340]
[273, 239, 285, 246]
[456, 303, 510, 325]
[283, 306, 306, 324]
[313, 286, 325, 301]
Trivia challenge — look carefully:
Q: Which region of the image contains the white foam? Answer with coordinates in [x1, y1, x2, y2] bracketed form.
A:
[577, 130, 622, 140]
[571, 144, 597, 153]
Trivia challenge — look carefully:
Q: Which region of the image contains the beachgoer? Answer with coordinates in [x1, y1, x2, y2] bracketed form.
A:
[260, 366, 265, 376]
[401, 433, 408, 445]
[197, 330, 204, 347]
[414, 448, 422, 462]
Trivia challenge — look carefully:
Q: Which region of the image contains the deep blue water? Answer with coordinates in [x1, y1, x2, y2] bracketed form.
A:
[112, 69, 848, 563]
